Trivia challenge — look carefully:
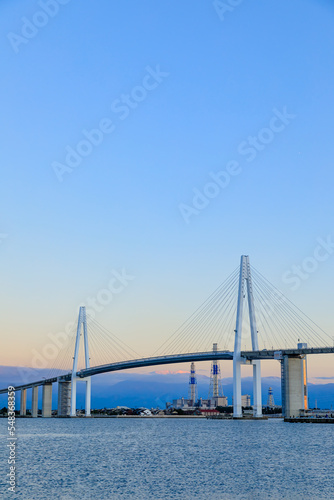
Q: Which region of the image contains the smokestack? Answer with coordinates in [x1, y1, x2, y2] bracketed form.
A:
[188, 362, 197, 404]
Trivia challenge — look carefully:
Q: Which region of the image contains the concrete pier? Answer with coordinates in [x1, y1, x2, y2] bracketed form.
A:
[85, 378, 91, 417]
[42, 384, 52, 418]
[20, 389, 27, 416]
[58, 381, 71, 417]
[281, 353, 308, 418]
[285, 417, 334, 424]
[31, 386, 38, 417]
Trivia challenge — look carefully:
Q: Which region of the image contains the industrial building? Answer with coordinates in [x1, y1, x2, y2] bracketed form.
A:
[232, 394, 251, 407]
[172, 344, 228, 410]
[241, 395, 251, 407]
[208, 343, 228, 407]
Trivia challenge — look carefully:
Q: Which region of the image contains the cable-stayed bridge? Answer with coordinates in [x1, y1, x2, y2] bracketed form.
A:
[2, 256, 333, 419]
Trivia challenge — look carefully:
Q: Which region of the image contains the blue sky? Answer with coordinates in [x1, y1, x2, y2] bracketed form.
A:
[0, 0, 334, 377]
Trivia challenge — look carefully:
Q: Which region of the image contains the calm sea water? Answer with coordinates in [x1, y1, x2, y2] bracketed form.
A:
[0, 418, 333, 499]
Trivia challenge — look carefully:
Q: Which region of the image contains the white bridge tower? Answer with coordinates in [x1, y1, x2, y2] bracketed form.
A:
[233, 255, 262, 418]
[70, 306, 91, 417]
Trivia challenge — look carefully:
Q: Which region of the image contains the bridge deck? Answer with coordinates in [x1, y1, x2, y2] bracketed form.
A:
[1, 347, 333, 394]
[243, 347, 334, 359]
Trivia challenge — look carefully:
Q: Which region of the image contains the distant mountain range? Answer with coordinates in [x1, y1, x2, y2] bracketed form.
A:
[0, 366, 333, 410]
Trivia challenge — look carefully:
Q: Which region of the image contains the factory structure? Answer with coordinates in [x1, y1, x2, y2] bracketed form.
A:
[172, 343, 250, 410]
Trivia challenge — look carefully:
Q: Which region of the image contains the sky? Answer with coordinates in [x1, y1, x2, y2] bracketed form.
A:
[0, 0, 334, 379]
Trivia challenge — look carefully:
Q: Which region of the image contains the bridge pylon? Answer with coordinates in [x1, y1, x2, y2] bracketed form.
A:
[70, 306, 91, 417]
[233, 255, 262, 418]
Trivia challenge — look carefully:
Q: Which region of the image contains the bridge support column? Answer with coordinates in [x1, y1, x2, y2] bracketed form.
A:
[233, 257, 246, 418]
[281, 350, 308, 418]
[85, 377, 91, 417]
[31, 386, 38, 417]
[58, 381, 71, 417]
[70, 377, 77, 417]
[233, 256, 262, 417]
[70, 377, 91, 417]
[252, 360, 262, 417]
[20, 389, 27, 416]
[233, 358, 242, 417]
[71, 306, 91, 417]
[42, 384, 52, 418]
